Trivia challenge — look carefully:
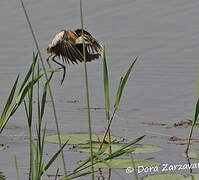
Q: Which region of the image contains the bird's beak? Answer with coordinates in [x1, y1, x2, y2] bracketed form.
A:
[75, 36, 84, 44]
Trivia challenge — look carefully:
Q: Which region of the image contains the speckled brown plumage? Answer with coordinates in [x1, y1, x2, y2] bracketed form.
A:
[46, 29, 103, 84]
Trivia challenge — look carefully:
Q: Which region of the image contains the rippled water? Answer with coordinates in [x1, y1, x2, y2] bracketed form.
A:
[1, 0, 199, 179]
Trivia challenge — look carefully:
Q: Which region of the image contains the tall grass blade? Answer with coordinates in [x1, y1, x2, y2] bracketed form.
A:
[193, 99, 199, 125]
[42, 139, 69, 176]
[103, 46, 110, 113]
[80, 0, 94, 179]
[24, 100, 29, 120]
[114, 57, 138, 109]
[130, 154, 139, 180]
[29, 128, 34, 180]
[36, 55, 42, 156]
[105, 148, 136, 161]
[73, 146, 107, 173]
[14, 155, 20, 180]
[27, 52, 36, 128]
[19, 52, 38, 93]
[19, 0, 67, 174]
[115, 76, 123, 106]
[41, 82, 48, 119]
[55, 168, 59, 180]
[186, 66, 199, 153]
[102, 46, 112, 157]
[28, 55, 36, 180]
[191, 66, 199, 126]
[105, 135, 145, 160]
[0, 68, 44, 133]
[16, 71, 44, 106]
[0, 74, 19, 131]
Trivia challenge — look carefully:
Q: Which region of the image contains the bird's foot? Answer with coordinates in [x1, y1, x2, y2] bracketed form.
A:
[60, 68, 66, 86]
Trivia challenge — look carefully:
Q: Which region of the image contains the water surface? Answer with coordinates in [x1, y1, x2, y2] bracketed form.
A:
[1, 0, 199, 179]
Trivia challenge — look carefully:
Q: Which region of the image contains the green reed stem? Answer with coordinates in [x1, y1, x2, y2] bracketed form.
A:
[130, 154, 139, 180]
[19, 0, 67, 175]
[14, 155, 20, 180]
[80, 0, 94, 179]
[186, 66, 199, 153]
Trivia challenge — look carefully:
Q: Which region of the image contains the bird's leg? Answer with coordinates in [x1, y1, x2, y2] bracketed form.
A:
[46, 54, 55, 83]
[46, 54, 53, 72]
[52, 56, 66, 85]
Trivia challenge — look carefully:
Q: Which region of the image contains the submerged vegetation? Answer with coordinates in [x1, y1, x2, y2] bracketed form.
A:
[0, 0, 199, 180]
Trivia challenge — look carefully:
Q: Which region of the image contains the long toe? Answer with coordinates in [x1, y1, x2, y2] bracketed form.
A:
[60, 68, 66, 86]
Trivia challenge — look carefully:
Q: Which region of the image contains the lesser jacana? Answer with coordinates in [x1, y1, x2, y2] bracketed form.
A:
[46, 29, 103, 85]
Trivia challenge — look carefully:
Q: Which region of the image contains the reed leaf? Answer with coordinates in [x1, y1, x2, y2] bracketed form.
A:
[16, 71, 44, 106]
[114, 57, 138, 109]
[73, 146, 107, 173]
[20, 0, 67, 174]
[105, 135, 145, 160]
[0, 74, 19, 130]
[193, 99, 199, 125]
[14, 155, 20, 180]
[27, 52, 36, 128]
[130, 154, 139, 180]
[0, 54, 44, 133]
[80, 0, 94, 179]
[41, 139, 69, 176]
[186, 66, 199, 153]
[103, 46, 110, 113]
[19, 53, 38, 93]
[41, 82, 48, 119]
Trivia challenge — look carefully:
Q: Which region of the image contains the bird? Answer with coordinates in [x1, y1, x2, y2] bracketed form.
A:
[46, 29, 103, 85]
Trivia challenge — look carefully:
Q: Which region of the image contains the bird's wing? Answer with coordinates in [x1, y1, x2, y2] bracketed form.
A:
[59, 39, 83, 64]
[74, 29, 103, 56]
[85, 34, 103, 56]
[74, 28, 92, 36]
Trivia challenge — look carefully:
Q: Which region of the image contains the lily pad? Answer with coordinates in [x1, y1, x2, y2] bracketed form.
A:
[45, 133, 124, 145]
[143, 174, 185, 180]
[83, 159, 160, 169]
[185, 173, 199, 179]
[134, 144, 162, 153]
[75, 143, 162, 154]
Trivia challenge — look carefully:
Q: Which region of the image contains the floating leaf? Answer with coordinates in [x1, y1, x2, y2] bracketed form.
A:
[133, 144, 162, 154]
[45, 133, 123, 145]
[185, 173, 199, 179]
[182, 151, 199, 159]
[84, 159, 160, 169]
[143, 174, 184, 180]
[75, 143, 162, 154]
